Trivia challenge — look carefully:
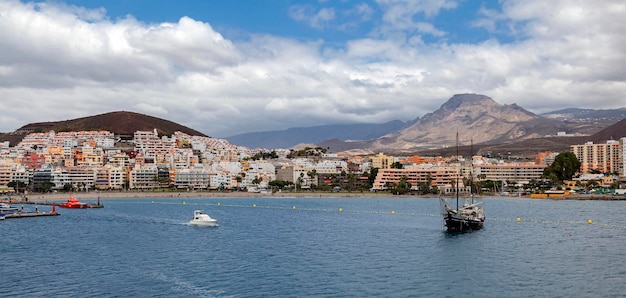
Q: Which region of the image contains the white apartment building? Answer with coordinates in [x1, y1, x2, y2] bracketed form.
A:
[11, 166, 31, 184]
[95, 138, 115, 148]
[473, 163, 547, 183]
[17, 131, 54, 151]
[95, 166, 127, 190]
[208, 161, 242, 175]
[170, 149, 197, 169]
[245, 161, 276, 183]
[129, 164, 159, 190]
[50, 167, 97, 190]
[209, 172, 233, 190]
[134, 130, 177, 159]
[109, 153, 130, 168]
[314, 160, 348, 174]
[174, 167, 210, 189]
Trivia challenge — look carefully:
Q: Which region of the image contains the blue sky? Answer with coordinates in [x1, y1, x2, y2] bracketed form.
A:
[0, 0, 624, 138]
[63, 0, 508, 45]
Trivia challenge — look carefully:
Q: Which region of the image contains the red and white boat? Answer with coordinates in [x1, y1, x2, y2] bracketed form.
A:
[59, 193, 89, 209]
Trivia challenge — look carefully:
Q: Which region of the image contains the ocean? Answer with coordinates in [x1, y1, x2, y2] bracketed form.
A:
[1, 196, 625, 297]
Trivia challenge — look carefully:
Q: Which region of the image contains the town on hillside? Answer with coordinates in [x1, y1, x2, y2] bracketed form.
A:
[0, 129, 624, 197]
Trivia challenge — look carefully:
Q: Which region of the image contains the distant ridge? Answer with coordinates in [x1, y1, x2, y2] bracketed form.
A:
[589, 117, 626, 142]
[12, 111, 207, 137]
[542, 108, 626, 123]
[225, 120, 408, 149]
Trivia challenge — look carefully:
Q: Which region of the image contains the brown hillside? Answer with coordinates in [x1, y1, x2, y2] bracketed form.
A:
[589, 117, 626, 142]
[416, 118, 626, 158]
[8, 111, 207, 140]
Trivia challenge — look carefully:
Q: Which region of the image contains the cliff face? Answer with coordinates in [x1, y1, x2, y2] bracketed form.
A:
[368, 94, 566, 151]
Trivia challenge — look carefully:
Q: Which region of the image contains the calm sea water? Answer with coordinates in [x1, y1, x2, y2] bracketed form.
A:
[1, 196, 625, 297]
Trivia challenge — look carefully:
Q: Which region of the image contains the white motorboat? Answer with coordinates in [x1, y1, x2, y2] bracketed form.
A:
[0, 203, 19, 214]
[189, 210, 218, 227]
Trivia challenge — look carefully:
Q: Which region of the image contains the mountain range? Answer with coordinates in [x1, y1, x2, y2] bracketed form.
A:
[1, 94, 625, 157]
[227, 94, 626, 154]
[225, 120, 408, 149]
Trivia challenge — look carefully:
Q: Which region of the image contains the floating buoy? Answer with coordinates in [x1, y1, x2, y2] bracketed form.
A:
[151, 201, 154, 204]
[182, 201, 186, 205]
[339, 208, 343, 213]
[253, 204, 256, 208]
[391, 210, 395, 215]
[588, 219, 593, 224]
[217, 202, 221, 206]
[292, 206, 296, 210]
[517, 217, 521, 222]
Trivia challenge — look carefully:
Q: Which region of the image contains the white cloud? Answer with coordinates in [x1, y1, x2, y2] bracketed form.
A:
[0, 0, 624, 138]
[288, 5, 336, 29]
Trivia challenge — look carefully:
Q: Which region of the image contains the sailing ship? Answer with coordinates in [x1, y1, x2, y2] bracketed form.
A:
[439, 134, 485, 232]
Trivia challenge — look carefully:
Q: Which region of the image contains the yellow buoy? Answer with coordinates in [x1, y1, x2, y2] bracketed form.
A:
[339, 208, 343, 213]
[517, 217, 521, 222]
[391, 210, 395, 215]
[217, 202, 221, 206]
[588, 219, 593, 224]
[253, 204, 256, 208]
[182, 201, 186, 205]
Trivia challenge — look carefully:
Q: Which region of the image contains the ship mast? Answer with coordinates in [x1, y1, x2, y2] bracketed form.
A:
[456, 131, 459, 210]
[470, 138, 474, 204]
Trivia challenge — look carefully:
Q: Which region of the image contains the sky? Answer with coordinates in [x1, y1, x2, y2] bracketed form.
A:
[0, 0, 624, 138]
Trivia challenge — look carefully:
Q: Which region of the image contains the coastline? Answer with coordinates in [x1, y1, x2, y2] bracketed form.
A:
[6, 190, 625, 202]
[11, 190, 398, 202]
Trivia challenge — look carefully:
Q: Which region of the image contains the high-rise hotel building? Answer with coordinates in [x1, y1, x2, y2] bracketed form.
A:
[571, 139, 623, 176]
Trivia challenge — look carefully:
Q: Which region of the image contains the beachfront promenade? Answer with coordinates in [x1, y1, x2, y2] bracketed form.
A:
[6, 190, 624, 202]
[10, 190, 394, 202]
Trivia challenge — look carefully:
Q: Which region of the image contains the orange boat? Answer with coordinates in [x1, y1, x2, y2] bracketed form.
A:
[59, 193, 89, 209]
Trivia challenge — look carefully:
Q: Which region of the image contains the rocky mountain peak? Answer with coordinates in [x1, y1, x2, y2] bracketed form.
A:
[368, 94, 558, 152]
[439, 93, 497, 111]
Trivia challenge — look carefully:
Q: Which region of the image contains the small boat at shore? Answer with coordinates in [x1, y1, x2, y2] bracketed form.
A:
[189, 210, 218, 227]
[0, 202, 19, 214]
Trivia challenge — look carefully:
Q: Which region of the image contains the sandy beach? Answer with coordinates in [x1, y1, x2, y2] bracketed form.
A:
[11, 190, 399, 202]
[7, 190, 624, 203]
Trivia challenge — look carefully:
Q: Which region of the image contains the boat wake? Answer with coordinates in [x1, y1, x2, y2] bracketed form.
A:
[147, 271, 229, 297]
[185, 222, 219, 227]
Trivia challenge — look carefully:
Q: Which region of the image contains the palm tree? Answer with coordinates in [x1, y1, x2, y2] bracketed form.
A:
[235, 176, 243, 190]
[296, 173, 305, 191]
[307, 169, 317, 187]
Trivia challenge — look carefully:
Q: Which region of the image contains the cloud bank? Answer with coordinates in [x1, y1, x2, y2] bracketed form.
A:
[0, 0, 624, 137]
